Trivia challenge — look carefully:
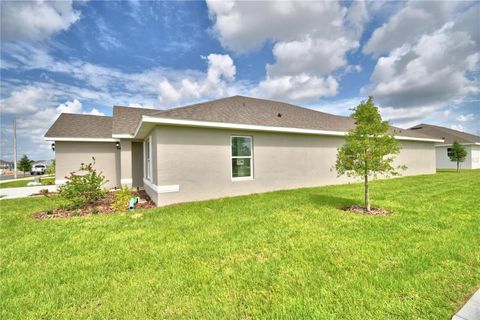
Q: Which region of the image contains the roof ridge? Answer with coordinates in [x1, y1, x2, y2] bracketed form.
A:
[150, 95, 353, 120]
[113, 105, 160, 112]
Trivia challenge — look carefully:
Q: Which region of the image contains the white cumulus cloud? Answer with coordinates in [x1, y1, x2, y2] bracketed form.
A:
[0, 86, 49, 114]
[157, 54, 237, 104]
[207, 0, 369, 102]
[362, 3, 479, 110]
[0, 0, 80, 42]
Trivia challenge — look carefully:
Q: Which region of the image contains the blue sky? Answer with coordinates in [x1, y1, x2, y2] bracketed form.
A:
[1, 0, 479, 160]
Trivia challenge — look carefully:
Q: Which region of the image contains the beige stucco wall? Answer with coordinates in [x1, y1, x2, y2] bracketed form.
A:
[120, 140, 132, 186]
[55, 141, 120, 189]
[395, 140, 437, 175]
[145, 125, 436, 206]
[435, 145, 476, 169]
[471, 145, 480, 169]
[131, 142, 144, 187]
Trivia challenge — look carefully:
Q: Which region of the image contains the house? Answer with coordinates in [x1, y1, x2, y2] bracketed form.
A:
[45, 96, 442, 206]
[0, 160, 14, 170]
[409, 124, 480, 169]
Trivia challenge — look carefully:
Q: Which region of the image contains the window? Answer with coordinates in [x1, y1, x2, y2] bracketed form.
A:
[447, 148, 453, 157]
[231, 136, 253, 180]
[144, 136, 151, 180]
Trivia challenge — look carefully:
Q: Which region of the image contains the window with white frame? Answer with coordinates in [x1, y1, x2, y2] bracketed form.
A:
[144, 136, 151, 180]
[447, 147, 454, 157]
[231, 136, 253, 180]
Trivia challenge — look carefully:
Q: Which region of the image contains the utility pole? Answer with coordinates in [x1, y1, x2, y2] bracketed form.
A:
[13, 116, 17, 179]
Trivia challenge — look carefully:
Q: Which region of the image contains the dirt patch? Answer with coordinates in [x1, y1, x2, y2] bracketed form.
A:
[33, 189, 156, 220]
[342, 205, 393, 215]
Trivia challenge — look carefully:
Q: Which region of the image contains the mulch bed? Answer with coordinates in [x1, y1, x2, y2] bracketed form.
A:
[33, 189, 156, 220]
[342, 205, 393, 215]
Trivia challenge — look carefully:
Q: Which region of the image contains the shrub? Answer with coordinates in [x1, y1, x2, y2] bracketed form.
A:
[112, 186, 133, 212]
[41, 178, 55, 185]
[47, 160, 55, 175]
[57, 158, 107, 209]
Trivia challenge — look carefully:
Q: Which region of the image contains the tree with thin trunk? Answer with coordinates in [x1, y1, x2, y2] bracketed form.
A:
[335, 97, 405, 212]
[448, 141, 467, 172]
[18, 154, 32, 177]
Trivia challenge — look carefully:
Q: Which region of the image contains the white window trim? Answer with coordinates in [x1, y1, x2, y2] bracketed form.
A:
[231, 135, 253, 181]
[144, 136, 152, 181]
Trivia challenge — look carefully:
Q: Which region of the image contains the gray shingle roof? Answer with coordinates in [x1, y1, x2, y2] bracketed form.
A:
[409, 124, 480, 144]
[112, 105, 161, 135]
[45, 96, 438, 140]
[44, 114, 113, 138]
[147, 95, 434, 139]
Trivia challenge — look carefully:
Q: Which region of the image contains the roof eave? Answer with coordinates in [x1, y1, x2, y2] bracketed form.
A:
[131, 116, 443, 142]
[44, 137, 118, 142]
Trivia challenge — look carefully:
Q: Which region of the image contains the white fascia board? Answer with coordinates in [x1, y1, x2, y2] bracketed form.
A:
[135, 116, 444, 143]
[112, 134, 134, 139]
[44, 137, 118, 142]
[436, 142, 479, 147]
[395, 136, 444, 143]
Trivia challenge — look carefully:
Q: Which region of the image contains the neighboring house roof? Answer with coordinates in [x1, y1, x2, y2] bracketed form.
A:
[45, 114, 113, 139]
[44, 96, 440, 142]
[112, 105, 162, 135]
[409, 124, 480, 144]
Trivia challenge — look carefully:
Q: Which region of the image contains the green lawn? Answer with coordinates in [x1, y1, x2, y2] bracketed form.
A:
[1, 171, 479, 319]
[0, 176, 54, 189]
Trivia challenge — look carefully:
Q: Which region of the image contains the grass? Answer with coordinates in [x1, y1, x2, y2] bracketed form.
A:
[1, 170, 479, 319]
[0, 176, 54, 189]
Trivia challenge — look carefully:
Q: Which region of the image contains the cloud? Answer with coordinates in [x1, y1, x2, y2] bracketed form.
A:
[456, 113, 476, 122]
[0, 0, 80, 42]
[362, 3, 479, 110]
[157, 54, 237, 104]
[56, 99, 83, 114]
[207, 0, 369, 102]
[450, 124, 466, 132]
[255, 74, 338, 102]
[267, 36, 359, 77]
[8, 98, 105, 160]
[0, 86, 49, 114]
[1, 43, 242, 108]
[363, 1, 460, 57]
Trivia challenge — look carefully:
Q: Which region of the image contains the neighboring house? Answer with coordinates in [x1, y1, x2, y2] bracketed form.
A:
[45, 96, 441, 206]
[409, 124, 480, 170]
[0, 160, 14, 170]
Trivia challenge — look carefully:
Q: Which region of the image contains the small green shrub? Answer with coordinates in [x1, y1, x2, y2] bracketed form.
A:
[57, 158, 107, 209]
[112, 186, 133, 212]
[41, 178, 55, 185]
[47, 160, 55, 175]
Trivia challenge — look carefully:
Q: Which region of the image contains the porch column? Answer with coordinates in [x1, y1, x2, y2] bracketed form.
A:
[120, 140, 132, 187]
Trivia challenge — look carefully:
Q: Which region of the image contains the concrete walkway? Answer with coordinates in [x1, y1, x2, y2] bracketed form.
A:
[0, 185, 57, 200]
[453, 289, 480, 320]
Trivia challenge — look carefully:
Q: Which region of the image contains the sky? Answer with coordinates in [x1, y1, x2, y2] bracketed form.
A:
[0, 0, 479, 161]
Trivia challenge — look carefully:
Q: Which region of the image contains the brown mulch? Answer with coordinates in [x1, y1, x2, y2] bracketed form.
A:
[341, 205, 393, 215]
[33, 189, 156, 220]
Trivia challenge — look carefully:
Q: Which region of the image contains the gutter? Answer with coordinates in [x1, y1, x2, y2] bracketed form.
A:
[131, 116, 444, 143]
[44, 137, 119, 142]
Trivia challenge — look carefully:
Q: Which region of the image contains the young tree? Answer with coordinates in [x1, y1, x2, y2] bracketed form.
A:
[448, 141, 467, 172]
[18, 154, 32, 177]
[335, 97, 405, 212]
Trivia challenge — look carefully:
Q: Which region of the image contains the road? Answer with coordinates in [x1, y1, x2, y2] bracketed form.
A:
[0, 173, 33, 180]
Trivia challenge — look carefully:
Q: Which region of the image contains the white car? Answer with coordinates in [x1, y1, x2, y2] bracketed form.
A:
[31, 164, 46, 175]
